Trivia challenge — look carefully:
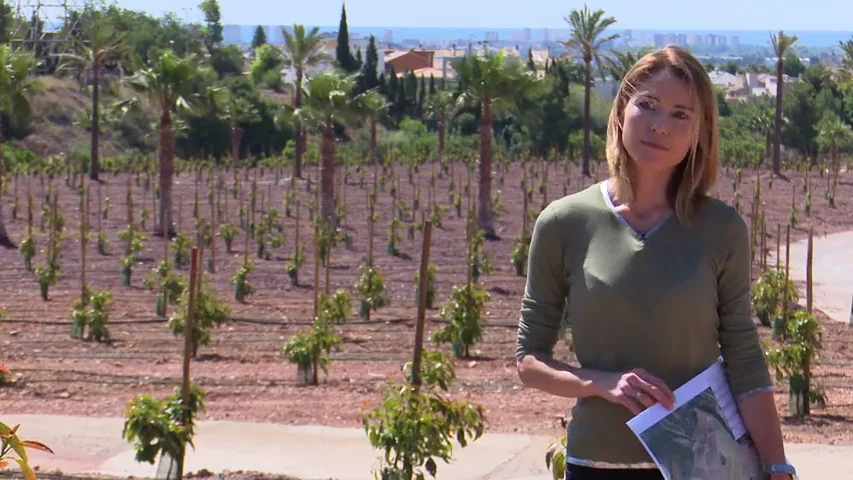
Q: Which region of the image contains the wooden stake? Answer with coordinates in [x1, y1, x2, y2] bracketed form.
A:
[761, 213, 767, 271]
[806, 227, 813, 314]
[211, 181, 217, 273]
[314, 224, 320, 318]
[325, 236, 331, 295]
[80, 176, 87, 304]
[783, 224, 791, 316]
[179, 247, 199, 479]
[411, 220, 433, 389]
[776, 223, 781, 270]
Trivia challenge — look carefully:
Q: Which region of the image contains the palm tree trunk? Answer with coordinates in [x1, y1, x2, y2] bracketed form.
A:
[438, 117, 446, 164]
[231, 122, 241, 167]
[765, 132, 772, 167]
[90, 62, 101, 181]
[0, 123, 11, 248]
[293, 73, 304, 179]
[157, 108, 176, 237]
[321, 118, 336, 226]
[369, 118, 377, 164]
[476, 100, 494, 237]
[832, 137, 839, 194]
[772, 60, 784, 175]
[582, 58, 592, 177]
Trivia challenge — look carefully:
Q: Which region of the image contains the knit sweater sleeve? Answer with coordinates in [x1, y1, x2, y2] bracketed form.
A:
[515, 205, 569, 360]
[717, 210, 773, 396]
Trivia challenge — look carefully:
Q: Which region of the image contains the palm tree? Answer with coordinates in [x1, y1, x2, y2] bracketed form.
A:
[124, 49, 201, 237]
[191, 85, 258, 166]
[770, 30, 799, 175]
[0, 46, 38, 248]
[837, 37, 853, 82]
[606, 47, 653, 83]
[283, 24, 330, 180]
[562, 5, 619, 177]
[816, 112, 852, 195]
[424, 89, 457, 164]
[58, 20, 127, 181]
[355, 89, 389, 164]
[747, 104, 774, 166]
[298, 71, 360, 225]
[454, 51, 541, 237]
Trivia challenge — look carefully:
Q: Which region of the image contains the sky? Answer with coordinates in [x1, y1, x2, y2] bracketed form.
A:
[113, 0, 853, 31]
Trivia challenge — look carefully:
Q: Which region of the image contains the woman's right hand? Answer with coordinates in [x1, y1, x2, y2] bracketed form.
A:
[591, 368, 676, 415]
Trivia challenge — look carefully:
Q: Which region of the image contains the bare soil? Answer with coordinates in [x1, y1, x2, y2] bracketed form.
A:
[1, 162, 852, 446]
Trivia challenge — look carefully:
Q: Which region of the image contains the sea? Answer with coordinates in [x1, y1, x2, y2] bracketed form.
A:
[256, 26, 852, 48]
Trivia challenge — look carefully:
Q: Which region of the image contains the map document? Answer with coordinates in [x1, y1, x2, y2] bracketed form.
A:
[626, 359, 764, 480]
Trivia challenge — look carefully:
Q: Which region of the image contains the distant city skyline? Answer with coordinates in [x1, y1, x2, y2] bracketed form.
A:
[112, 0, 853, 31]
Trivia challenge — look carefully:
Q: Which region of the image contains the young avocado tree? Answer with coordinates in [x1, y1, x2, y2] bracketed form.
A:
[362, 350, 485, 480]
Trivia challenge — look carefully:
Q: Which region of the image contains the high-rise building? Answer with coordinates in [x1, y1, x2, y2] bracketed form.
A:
[485, 31, 499, 42]
[523, 27, 532, 41]
[731, 36, 740, 47]
[223, 24, 241, 45]
[542, 28, 551, 42]
[383, 28, 393, 44]
[653, 33, 666, 47]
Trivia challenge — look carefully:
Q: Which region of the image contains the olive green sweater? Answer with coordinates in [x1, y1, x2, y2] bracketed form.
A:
[516, 181, 772, 468]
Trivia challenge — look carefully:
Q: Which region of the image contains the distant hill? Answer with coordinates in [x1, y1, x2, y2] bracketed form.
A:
[13, 76, 157, 160]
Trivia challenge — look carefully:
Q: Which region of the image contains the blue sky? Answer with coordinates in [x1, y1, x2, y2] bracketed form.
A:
[116, 0, 853, 31]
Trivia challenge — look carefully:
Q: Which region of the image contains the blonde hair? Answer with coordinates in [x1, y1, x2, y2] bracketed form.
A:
[605, 45, 719, 226]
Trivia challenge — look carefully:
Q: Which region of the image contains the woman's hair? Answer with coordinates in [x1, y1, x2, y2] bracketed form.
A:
[605, 44, 719, 226]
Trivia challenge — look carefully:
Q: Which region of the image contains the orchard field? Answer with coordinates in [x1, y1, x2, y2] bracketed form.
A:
[1, 158, 852, 444]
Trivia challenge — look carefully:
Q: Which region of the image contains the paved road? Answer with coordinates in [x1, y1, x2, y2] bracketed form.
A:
[771, 229, 853, 323]
[6, 414, 853, 480]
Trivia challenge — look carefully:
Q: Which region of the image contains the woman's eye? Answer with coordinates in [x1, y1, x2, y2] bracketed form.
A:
[673, 111, 690, 120]
[636, 99, 653, 109]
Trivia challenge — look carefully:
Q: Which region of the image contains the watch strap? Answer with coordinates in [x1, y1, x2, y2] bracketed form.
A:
[767, 462, 797, 478]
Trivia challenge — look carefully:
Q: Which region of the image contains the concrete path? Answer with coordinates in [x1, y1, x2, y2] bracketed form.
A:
[772, 229, 853, 324]
[6, 414, 853, 480]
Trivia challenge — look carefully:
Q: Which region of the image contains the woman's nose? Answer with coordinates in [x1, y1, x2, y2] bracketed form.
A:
[650, 116, 668, 136]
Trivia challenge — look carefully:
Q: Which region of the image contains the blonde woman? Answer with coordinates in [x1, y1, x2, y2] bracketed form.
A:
[515, 46, 795, 480]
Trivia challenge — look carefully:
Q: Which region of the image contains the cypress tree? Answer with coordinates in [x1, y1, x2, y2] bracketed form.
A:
[251, 25, 267, 49]
[394, 78, 406, 120]
[429, 74, 436, 95]
[360, 35, 380, 92]
[378, 73, 387, 94]
[387, 65, 398, 101]
[417, 75, 426, 119]
[405, 71, 417, 104]
[336, 3, 360, 72]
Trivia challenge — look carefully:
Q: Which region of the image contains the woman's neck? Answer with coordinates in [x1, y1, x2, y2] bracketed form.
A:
[610, 169, 674, 215]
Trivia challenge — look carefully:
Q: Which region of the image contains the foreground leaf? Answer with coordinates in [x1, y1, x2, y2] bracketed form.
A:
[21, 440, 55, 454]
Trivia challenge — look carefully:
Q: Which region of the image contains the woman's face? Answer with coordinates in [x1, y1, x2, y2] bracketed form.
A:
[621, 70, 699, 174]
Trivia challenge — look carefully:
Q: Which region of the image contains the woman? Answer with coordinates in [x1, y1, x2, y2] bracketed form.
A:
[515, 46, 795, 480]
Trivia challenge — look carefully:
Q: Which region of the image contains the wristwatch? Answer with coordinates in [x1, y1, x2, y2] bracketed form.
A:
[766, 463, 797, 479]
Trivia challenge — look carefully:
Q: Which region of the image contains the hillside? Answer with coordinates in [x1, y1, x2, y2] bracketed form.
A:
[12, 76, 156, 160]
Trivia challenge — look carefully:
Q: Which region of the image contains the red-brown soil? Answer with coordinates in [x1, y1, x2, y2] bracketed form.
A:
[1, 162, 852, 445]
